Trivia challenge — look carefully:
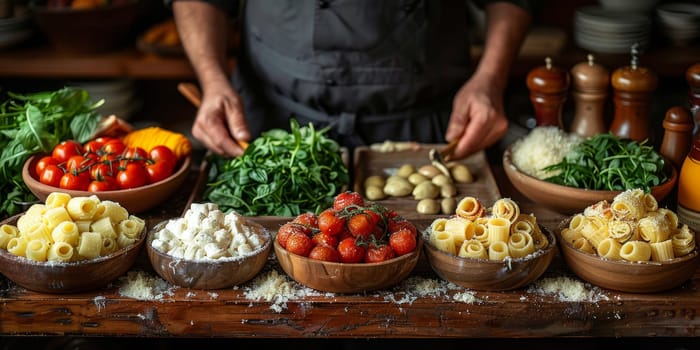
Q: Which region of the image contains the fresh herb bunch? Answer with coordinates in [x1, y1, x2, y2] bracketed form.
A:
[542, 133, 668, 191]
[0, 87, 103, 218]
[204, 119, 349, 217]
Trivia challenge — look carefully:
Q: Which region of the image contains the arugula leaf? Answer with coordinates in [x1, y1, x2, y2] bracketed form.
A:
[543, 133, 668, 192]
[203, 119, 349, 216]
[0, 87, 103, 218]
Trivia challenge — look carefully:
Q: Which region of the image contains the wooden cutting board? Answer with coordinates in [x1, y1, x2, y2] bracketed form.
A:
[352, 144, 502, 225]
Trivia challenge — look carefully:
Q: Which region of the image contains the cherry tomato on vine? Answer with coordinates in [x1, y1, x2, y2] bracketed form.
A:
[35, 156, 59, 177]
[337, 237, 365, 263]
[333, 191, 365, 211]
[65, 155, 91, 172]
[52, 140, 83, 163]
[101, 139, 126, 156]
[59, 171, 90, 191]
[88, 176, 118, 192]
[39, 164, 64, 187]
[83, 140, 104, 154]
[121, 147, 148, 166]
[90, 162, 115, 179]
[364, 244, 396, 263]
[116, 163, 147, 189]
[389, 228, 417, 256]
[317, 208, 345, 236]
[149, 145, 177, 170]
[145, 160, 174, 184]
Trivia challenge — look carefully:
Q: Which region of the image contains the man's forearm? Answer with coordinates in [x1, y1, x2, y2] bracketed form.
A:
[474, 2, 531, 90]
[173, 0, 232, 94]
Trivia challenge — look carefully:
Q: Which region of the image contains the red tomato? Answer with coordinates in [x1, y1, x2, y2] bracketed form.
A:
[59, 171, 90, 191]
[389, 228, 417, 256]
[292, 212, 318, 228]
[52, 140, 83, 163]
[35, 156, 59, 176]
[317, 208, 345, 236]
[149, 145, 177, 169]
[337, 237, 366, 263]
[83, 140, 104, 154]
[364, 244, 396, 263]
[285, 231, 313, 257]
[122, 147, 148, 165]
[90, 162, 116, 180]
[347, 210, 381, 239]
[145, 160, 174, 184]
[88, 176, 118, 192]
[65, 155, 91, 172]
[116, 163, 147, 189]
[276, 222, 311, 248]
[39, 164, 64, 187]
[101, 139, 126, 156]
[93, 136, 115, 144]
[311, 232, 339, 248]
[308, 245, 340, 262]
[333, 191, 365, 212]
[388, 219, 417, 236]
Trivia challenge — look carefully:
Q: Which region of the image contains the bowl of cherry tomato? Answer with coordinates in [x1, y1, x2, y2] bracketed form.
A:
[273, 191, 423, 293]
[22, 137, 191, 214]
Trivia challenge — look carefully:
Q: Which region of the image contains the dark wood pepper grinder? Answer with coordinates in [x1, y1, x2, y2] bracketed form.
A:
[570, 54, 610, 138]
[609, 44, 657, 142]
[526, 57, 570, 128]
[660, 106, 694, 172]
[686, 62, 700, 137]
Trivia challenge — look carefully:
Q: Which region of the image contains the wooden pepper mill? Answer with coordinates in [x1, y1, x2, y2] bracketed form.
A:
[570, 54, 610, 138]
[609, 44, 657, 142]
[526, 57, 570, 128]
[686, 62, 700, 137]
[660, 106, 694, 171]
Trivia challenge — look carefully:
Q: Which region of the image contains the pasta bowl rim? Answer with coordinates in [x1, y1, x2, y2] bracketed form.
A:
[502, 145, 678, 215]
[421, 224, 558, 265]
[22, 153, 192, 214]
[0, 213, 146, 293]
[146, 219, 273, 289]
[555, 217, 700, 267]
[273, 235, 423, 293]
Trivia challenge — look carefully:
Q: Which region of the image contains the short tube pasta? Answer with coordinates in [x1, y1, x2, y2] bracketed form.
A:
[51, 221, 80, 246]
[672, 225, 695, 257]
[0, 224, 18, 249]
[455, 196, 485, 221]
[650, 240, 675, 262]
[25, 239, 49, 262]
[48, 242, 74, 262]
[597, 238, 622, 260]
[620, 240, 652, 262]
[45, 192, 71, 209]
[430, 230, 456, 255]
[488, 241, 510, 261]
[444, 217, 474, 248]
[6, 237, 27, 257]
[491, 198, 520, 223]
[573, 237, 595, 254]
[78, 231, 103, 259]
[487, 217, 510, 246]
[66, 196, 100, 221]
[458, 240, 487, 259]
[508, 232, 535, 258]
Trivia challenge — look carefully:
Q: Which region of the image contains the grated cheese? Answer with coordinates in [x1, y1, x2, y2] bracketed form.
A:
[118, 271, 176, 301]
[242, 269, 326, 313]
[511, 126, 582, 179]
[527, 276, 609, 302]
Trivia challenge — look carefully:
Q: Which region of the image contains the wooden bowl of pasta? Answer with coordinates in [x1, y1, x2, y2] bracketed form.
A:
[502, 146, 678, 215]
[146, 204, 272, 289]
[22, 153, 192, 214]
[0, 194, 146, 293]
[555, 191, 700, 293]
[422, 196, 557, 291]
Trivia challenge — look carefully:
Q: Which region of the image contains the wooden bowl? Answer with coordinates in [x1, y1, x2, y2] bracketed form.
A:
[0, 213, 145, 294]
[555, 219, 700, 293]
[274, 238, 423, 293]
[502, 146, 678, 215]
[423, 226, 557, 291]
[146, 221, 272, 290]
[31, 1, 141, 54]
[22, 154, 191, 214]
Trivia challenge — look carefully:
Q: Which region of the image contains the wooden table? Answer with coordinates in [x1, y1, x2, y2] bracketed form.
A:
[1, 147, 699, 341]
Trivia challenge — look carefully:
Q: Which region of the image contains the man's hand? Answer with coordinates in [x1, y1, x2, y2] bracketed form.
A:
[191, 84, 250, 157]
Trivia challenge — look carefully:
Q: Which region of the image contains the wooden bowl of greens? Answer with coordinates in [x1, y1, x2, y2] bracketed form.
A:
[503, 133, 677, 215]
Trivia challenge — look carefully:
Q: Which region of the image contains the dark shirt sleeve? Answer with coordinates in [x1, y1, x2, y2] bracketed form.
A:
[472, 0, 532, 13]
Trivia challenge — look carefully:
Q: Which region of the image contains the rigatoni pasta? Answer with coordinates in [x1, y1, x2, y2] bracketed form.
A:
[566, 189, 697, 262]
[428, 197, 549, 261]
[0, 192, 143, 263]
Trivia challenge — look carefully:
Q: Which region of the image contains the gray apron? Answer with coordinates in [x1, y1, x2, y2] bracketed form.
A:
[232, 0, 473, 149]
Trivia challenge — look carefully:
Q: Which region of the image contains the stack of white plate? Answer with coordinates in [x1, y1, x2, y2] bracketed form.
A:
[68, 79, 141, 121]
[656, 2, 700, 46]
[0, 9, 33, 50]
[574, 6, 652, 54]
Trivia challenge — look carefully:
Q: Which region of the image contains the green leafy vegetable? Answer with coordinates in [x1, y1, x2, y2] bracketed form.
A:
[204, 119, 349, 216]
[542, 132, 667, 191]
[0, 87, 103, 218]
